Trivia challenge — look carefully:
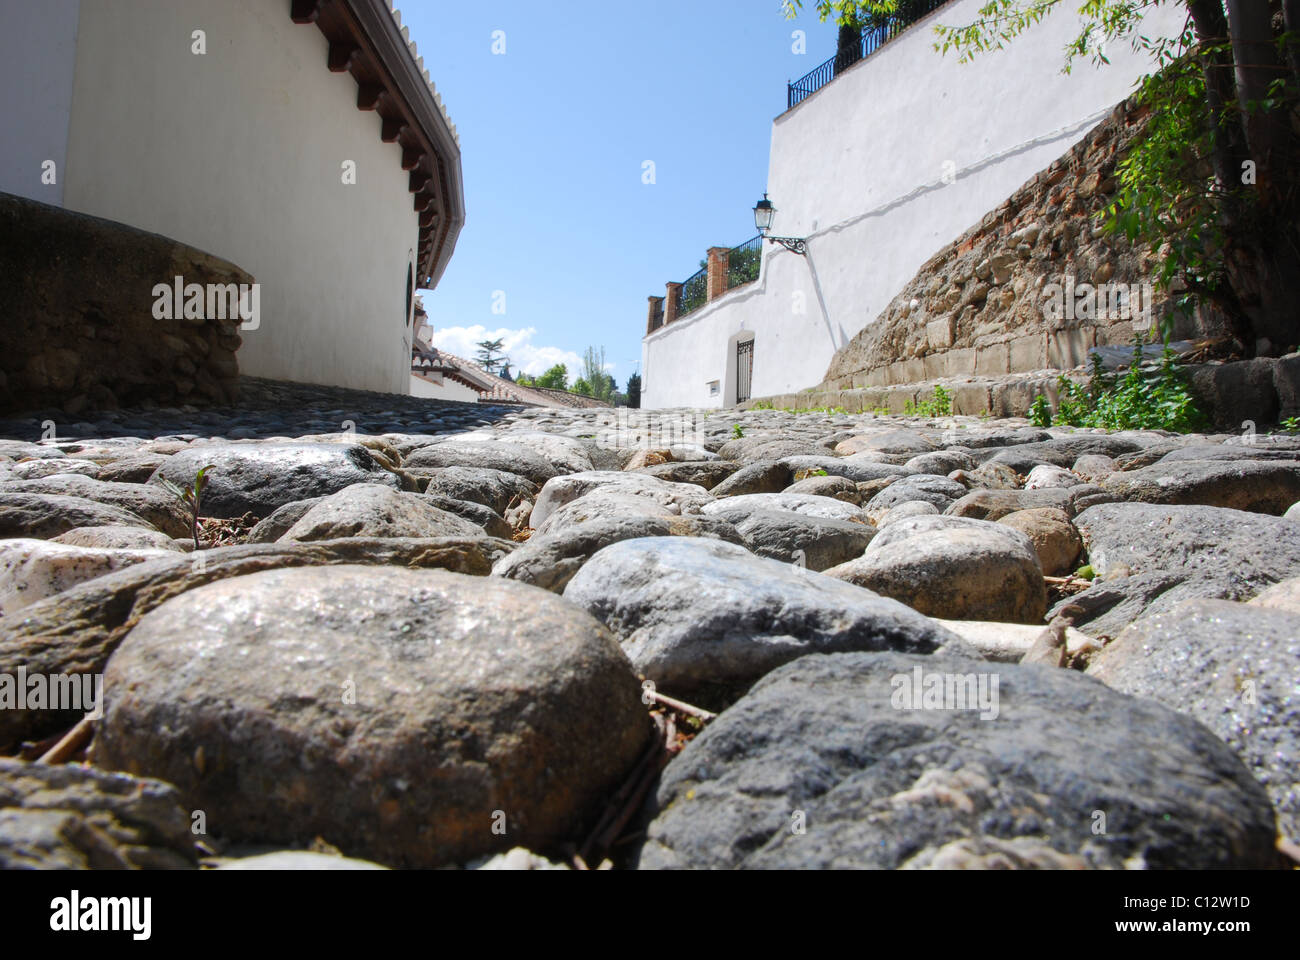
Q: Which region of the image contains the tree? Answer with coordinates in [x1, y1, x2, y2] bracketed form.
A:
[586, 371, 616, 402]
[572, 377, 593, 397]
[835, 14, 863, 74]
[533, 364, 569, 390]
[580, 346, 616, 401]
[784, 0, 1300, 356]
[474, 338, 509, 375]
[783, 0, 903, 27]
[626, 372, 642, 408]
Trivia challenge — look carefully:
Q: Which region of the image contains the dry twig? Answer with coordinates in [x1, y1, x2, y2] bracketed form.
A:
[642, 689, 717, 721]
[37, 715, 94, 765]
[574, 687, 720, 866]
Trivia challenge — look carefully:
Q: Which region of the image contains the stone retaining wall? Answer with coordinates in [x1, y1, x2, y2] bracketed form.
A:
[0, 192, 250, 415]
[755, 354, 1300, 430]
[814, 98, 1218, 396]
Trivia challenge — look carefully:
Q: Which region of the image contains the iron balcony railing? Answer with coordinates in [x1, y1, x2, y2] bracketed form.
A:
[676, 265, 708, 318]
[787, 0, 954, 109]
[726, 235, 763, 290]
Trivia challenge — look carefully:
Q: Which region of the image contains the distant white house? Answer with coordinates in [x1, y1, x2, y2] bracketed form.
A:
[641, 0, 1185, 408]
[409, 301, 482, 403]
[0, 0, 464, 396]
[410, 305, 613, 409]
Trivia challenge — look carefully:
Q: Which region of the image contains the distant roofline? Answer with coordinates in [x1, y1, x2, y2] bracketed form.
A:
[419, 348, 614, 409]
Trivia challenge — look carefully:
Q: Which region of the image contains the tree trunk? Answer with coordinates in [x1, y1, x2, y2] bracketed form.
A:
[1285, 0, 1300, 79]
[1184, 0, 1254, 350]
[1180, 1, 1300, 356]
[1222, 219, 1300, 355]
[1188, 0, 1247, 191]
[1225, 0, 1293, 200]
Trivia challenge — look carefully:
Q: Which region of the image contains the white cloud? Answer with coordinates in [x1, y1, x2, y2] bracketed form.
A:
[429, 326, 585, 378]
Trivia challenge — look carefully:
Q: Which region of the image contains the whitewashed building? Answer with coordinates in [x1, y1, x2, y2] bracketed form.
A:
[0, 0, 464, 396]
[641, 0, 1185, 408]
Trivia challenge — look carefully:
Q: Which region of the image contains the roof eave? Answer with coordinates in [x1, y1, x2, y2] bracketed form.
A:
[347, 0, 465, 287]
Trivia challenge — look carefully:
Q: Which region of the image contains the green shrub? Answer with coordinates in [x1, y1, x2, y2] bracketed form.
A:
[727, 244, 763, 286]
[1027, 339, 1207, 433]
[1028, 395, 1052, 427]
[785, 405, 848, 415]
[904, 385, 953, 418]
[1053, 376, 1094, 427]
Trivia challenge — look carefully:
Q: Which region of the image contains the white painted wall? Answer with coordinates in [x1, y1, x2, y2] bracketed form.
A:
[643, 0, 1187, 409]
[61, 0, 421, 394]
[410, 373, 481, 403]
[0, 0, 81, 206]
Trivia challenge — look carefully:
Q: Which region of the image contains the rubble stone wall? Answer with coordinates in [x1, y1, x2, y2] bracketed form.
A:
[0, 192, 248, 415]
[820, 98, 1217, 394]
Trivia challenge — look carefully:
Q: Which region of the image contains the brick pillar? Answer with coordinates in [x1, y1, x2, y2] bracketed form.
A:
[664, 282, 683, 325]
[646, 296, 664, 336]
[706, 247, 730, 301]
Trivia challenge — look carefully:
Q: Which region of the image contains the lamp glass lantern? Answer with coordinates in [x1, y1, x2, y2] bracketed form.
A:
[753, 194, 776, 236]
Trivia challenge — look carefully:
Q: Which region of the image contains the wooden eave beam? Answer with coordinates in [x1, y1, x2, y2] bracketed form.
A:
[290, 0, 320, 23]
[327, 41, 358, 72]
[292, 0, 456, 283]
[381, 116, 407, 143]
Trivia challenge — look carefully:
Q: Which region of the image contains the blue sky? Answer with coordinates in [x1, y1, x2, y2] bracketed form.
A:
[404, 0, 841, 387]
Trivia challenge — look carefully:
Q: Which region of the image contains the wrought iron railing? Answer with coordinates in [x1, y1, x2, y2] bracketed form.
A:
[787, 0, 954, 109]
[726, 236, 763, 290]
[676, 265, 708, 318]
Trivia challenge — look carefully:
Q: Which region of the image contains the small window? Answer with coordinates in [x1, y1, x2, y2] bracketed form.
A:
[708, 380, 720, 397]
[405, 262, 414, 327]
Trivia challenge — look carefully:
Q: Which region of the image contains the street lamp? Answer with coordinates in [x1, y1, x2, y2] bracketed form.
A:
[752, 193, 807, 255]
